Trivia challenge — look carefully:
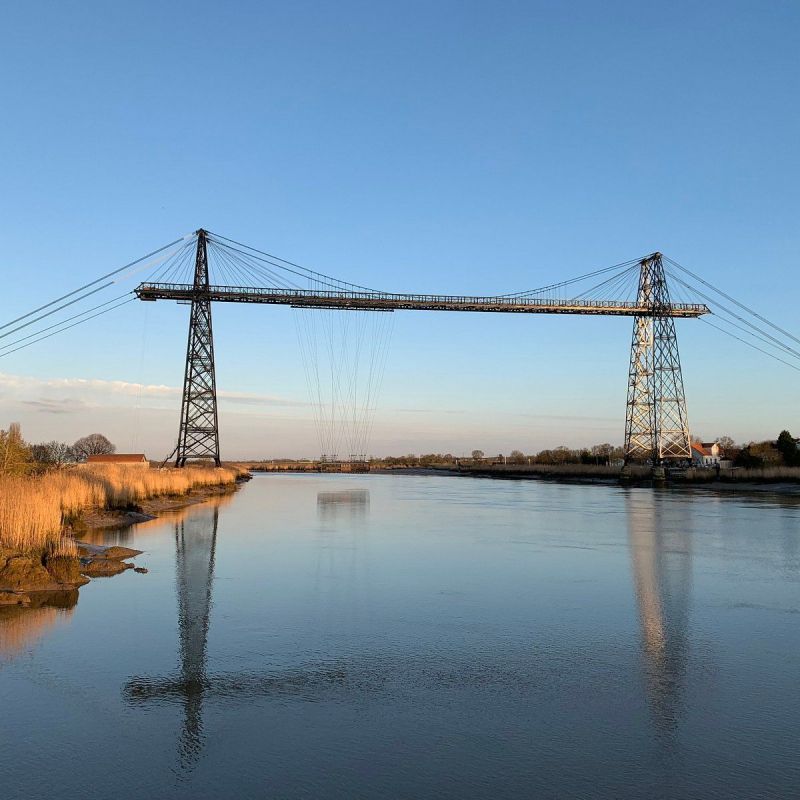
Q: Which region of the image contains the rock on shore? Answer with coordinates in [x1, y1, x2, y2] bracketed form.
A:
[0, 543, 145, 593]
[0, 549, 90, 593]
[77, 543, 143, 578]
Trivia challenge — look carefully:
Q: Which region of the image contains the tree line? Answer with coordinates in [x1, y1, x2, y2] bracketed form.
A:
[732, 430, 800, 468]
[5, 421, 800, 472]
[374, 431, 800, 468]
[375, 445, 626, 467]
[0, 423, 116, 475]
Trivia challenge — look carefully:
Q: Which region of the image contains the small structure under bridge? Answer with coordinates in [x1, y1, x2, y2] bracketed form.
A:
[135, 229, 710, 469]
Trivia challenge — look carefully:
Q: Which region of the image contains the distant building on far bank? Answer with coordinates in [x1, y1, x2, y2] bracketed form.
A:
[691, 441, 731, 469]
[85, 453, 149, 468]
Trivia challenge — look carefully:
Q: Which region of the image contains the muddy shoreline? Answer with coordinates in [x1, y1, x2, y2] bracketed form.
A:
[0, 480, 243, 603]
[72, 481, 241, 532]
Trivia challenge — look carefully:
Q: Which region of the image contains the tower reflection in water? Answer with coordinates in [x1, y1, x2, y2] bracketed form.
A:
[625, 489, 692, 732]
[123, 492, 375, 772]
[124, 505, 219, 769]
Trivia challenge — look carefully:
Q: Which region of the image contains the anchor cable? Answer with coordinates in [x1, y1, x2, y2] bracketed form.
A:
[0, 295, 137, 358]
[665, 255, 800, 348]
[0, 235, 188, 332]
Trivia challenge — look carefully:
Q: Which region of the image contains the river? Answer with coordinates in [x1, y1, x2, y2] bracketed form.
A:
[1, 474, 798, 799]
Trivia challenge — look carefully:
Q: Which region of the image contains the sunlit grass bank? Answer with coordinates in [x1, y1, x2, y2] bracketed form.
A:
[0, 465, 244, 557]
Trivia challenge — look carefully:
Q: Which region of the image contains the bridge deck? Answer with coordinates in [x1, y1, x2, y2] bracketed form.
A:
[135, 283, 710, 318]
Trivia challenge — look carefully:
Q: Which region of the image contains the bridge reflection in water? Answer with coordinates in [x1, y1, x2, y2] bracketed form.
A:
[122, 486, 695, 770]
[124, 506, 219, 768]
[123, 495, 375, 772]
[626, 491, 692, 733]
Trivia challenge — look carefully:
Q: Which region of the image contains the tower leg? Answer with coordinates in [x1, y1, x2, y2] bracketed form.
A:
[176, 231, 221, 467]
[624, 254, 690, 465]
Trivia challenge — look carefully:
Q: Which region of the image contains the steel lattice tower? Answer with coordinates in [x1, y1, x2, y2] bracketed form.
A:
[176, 230, 221, 467]
[624, 253, 691, 465]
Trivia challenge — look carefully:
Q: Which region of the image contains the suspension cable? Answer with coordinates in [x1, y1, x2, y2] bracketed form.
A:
[667, 270, 800, 360]
[699, 317, 800, 373]
[572, 262, 641, 301]
[0, 235, 189, 332]
[665, 255, 800, 347]
[499, 257, 643, 298]
[0, 291, 135, 354]
[0, 238, 189, 340]
[207, 231, 379, 293]
[0, 296, 137, 358]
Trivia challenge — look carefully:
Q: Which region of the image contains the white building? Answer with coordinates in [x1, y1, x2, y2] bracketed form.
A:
[691, 441, 731, 468]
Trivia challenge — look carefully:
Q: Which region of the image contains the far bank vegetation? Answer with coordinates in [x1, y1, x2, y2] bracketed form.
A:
[380, 431, 800, 483]
[248, 430, 800, 484]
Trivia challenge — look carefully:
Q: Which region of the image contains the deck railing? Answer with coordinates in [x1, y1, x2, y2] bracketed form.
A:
[135, 283, 710, 317]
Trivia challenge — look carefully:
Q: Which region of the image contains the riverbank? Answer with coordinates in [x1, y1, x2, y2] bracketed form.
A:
[374, 463, 800, 495]
[73, 481, 243, 531]
[447, 463, 636, 483]
[374, 463, 645, 484]
[0, 466, 248, 600]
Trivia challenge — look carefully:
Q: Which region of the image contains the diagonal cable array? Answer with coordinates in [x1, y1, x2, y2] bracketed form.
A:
[2, 229, 799, 384]
[0, 235, 198, 359]
[661, 256, 800, 374]
[499, 258, 644, 301]
[205, 232, 380, 293]
[0, 228, 389, 362]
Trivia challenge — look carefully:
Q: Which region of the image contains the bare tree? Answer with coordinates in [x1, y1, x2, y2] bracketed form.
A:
[717, 435, 736, 452]
[509, 450, 525, 464]
[551, 446, 572, 465]
[591, 443, 614, 465]
[32, 440, 76, 468]
[73, 433, 116, 461]
[471, 449, 485, 461]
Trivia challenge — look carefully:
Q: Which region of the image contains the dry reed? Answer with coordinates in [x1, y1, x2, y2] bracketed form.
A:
[0, 465, 242, 556]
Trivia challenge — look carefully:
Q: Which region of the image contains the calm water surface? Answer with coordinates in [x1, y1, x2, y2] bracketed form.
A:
[2, 474, 799, 799]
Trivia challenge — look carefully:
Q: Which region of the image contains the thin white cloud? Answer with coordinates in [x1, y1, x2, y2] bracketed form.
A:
[0, 371, 307, 410]
[20, 398, 89, 414]
[0, 371, 174, 398]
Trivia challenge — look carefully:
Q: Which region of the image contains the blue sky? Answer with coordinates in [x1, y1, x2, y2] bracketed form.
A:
[1, 1, 799, 458]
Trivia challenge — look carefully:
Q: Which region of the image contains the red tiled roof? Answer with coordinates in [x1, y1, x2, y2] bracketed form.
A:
[86, 454, 147, 463]
[691, 443, 712, 456]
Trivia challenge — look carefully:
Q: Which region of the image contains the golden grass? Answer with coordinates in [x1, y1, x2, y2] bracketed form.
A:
[80, 464, 242, 508]
[0, 475, 69, 556]
[0, 465, 243, 556]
